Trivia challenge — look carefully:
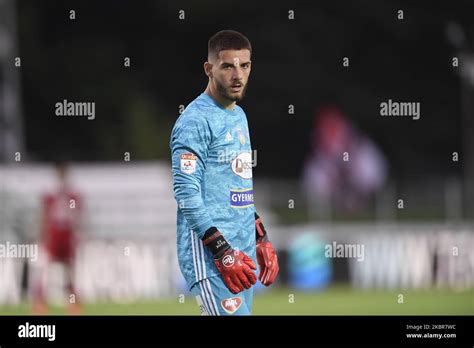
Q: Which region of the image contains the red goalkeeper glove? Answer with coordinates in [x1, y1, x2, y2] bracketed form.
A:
[255, 213, 279, 286]
[203, 227, 257, 294]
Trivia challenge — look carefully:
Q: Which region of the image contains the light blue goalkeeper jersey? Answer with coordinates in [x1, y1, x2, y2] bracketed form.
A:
[170, 92, 257, 290]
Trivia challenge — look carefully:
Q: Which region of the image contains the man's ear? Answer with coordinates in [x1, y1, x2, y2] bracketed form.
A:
[204, 61, 213, 78]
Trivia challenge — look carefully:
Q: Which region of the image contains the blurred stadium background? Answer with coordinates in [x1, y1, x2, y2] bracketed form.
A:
[0, 0, 473, 315]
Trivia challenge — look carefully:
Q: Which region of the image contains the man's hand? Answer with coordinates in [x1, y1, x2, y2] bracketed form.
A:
[256, 239, 279, 286]
[255, 213, 279, 286]
[214, 248, 257, 294]
[202, 227, 257, 294]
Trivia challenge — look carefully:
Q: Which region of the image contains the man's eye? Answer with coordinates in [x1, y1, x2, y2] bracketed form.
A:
[223, 66, 232, 70]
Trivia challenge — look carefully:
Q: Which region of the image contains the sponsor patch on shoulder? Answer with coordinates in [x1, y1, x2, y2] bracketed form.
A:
[221, 297, 242, 314]
[180, 153, 197, 174]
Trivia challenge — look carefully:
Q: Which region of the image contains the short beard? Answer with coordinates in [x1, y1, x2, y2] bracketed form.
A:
[215, 79, 248, 102]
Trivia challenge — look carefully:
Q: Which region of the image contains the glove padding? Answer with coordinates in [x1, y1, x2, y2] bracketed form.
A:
[215, 248, 257, 294]
[256, 239, 279, 286]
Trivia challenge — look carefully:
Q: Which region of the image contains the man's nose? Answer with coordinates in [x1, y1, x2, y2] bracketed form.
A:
[232, 66, 243, 80]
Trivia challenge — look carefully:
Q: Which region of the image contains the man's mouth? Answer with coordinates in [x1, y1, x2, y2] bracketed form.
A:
[230, 84, 242, 92]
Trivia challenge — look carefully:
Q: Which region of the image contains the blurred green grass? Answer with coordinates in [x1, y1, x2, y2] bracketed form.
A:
[1, 286, 472, 315]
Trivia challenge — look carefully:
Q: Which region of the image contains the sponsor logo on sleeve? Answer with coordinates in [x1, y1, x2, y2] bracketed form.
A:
[180, 153, 197, 174]
[230, 188, 254, 208]
[221, 297, 243, 314]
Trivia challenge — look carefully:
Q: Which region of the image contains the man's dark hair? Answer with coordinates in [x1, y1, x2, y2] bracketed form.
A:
[208, 30, 252, 61]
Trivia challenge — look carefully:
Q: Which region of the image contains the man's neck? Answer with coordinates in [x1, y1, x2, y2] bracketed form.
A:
[204, 85, 236, 111]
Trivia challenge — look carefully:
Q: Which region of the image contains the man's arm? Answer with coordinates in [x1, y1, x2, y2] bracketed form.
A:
[170, 114, 216, 238]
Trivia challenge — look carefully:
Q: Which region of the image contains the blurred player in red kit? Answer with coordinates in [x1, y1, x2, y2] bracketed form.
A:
[32, 162, 83, 314]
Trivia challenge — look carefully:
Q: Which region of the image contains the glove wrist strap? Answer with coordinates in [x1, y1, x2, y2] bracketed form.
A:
[255, 213, 268, 242]
[202, 227, 230, 258]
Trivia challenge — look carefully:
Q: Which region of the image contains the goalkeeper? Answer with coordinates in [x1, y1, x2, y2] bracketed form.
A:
[169, 30, 279, 315]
